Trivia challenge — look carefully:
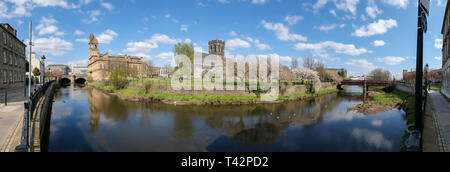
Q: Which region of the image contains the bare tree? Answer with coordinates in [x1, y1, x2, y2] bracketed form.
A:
[303, 57, 323, 71]
[291, 58, 298, 70]
[369, 68, 391, 81]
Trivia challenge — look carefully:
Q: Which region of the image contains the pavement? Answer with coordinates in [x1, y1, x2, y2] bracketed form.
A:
[426, 91, 450, 152]
[0, 86, 36, 152]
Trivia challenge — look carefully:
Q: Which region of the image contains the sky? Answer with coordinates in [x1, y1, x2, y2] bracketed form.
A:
[0, 0, 447, 78]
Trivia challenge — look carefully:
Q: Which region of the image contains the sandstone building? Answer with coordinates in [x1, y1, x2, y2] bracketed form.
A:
[88, 33, 145, 81]
[0, 23, 26, 89]
[441, 1, 450, 98]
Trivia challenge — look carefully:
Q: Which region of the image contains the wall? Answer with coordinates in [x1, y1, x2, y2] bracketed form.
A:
[395, 83, 416, 95]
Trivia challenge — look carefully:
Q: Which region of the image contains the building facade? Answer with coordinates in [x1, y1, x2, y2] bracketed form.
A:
[71, 66, 88, 76]
[0, 23, 26, 89]
[441, 2, 450, 98]
[46, 64, 70, 78]
[27, 52, 45, 84]
[88, 33, 145, 81]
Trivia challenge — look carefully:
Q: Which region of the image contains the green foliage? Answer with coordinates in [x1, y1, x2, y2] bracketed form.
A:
[109, 68, 129, 89]
[174, 43, 194, 61]
[32, 67, 40, 76]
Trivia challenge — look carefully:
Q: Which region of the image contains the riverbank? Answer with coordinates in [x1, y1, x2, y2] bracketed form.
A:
[349, 87, 415, 124]
[87, 81, 339, 105]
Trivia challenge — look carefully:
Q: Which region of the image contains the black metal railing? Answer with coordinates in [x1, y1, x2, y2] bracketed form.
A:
[15, 81, 55, 152]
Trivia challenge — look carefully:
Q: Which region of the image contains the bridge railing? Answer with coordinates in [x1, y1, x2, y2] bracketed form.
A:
[15, 81, 56, 152]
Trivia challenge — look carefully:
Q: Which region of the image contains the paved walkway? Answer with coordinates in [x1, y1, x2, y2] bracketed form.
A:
[427, 91, 450, 152]
[0, 86, 35, 152]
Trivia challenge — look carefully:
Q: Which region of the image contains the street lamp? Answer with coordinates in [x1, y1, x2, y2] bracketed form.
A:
[40, 55, 46, 84]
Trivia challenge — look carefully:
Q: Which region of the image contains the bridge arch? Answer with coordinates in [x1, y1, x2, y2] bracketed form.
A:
[75, 78, 86, 84]
[60, 78, 71, 85]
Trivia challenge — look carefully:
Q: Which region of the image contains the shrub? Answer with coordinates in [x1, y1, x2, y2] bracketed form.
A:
[109, 68, 129, 89]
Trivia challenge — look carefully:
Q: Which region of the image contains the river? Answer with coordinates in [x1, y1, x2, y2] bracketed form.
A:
[47, 85, 408, 152]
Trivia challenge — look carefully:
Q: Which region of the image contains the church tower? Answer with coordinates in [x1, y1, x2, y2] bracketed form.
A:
[89, 33, 99, 58]
[208, 39, 225, 57]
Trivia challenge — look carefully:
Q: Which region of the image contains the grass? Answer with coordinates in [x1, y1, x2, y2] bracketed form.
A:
[89, 79, 339, 104]
[365, 86, 415, 125]
[279, 88, 339, 100]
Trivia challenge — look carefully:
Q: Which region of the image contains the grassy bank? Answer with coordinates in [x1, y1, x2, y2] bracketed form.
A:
[351, 86, 415, 124]
[88, 80, 339, 105]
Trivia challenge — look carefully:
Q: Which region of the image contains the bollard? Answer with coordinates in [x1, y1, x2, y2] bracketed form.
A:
[4, 91, 7, 106]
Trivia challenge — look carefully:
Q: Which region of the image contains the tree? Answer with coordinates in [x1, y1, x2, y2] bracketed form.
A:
[174, 43, 195, 72]
[303, 57, 324, 70]
[128, 67, 139, 80]
[317, 67, 342, 83]
[32, 67, 40, 77]
[370, 68, 391, 81]
[109, 68, 129, 89]
[291, 58, 298, 70]
[144, 60, 155, 77]
[292, 68, 321, 93]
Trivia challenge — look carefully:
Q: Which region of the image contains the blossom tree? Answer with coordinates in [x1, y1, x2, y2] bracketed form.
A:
[293, 68, 321, 92]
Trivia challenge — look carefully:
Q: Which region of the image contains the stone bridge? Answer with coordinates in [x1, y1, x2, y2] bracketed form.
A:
[60, 75, 88, 85]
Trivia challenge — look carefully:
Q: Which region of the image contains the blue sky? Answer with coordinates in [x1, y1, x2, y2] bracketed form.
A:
[0, 0, 447, 78]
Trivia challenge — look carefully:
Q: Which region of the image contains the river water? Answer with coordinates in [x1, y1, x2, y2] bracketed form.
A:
[47, 85, 408, 152]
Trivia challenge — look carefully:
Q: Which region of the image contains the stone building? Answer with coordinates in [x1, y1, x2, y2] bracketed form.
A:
[71, 66, 88, 76]
[441, 1, 450, 98]
[27, 52, 45, 84]
[88, 33, 145, 81]
[0, 23, 26, 89]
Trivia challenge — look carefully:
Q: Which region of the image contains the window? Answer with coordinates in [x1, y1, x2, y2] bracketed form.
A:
[2, 32, 6, 45]
[100, 64, 103, 69]
[9, 53, 12, 65]
[9, 70, 12, 83]
[2, 49, 5, 64]
[3, 71, 6, 84]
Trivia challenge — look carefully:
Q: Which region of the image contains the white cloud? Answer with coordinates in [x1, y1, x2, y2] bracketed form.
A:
[35, 15, 64, 36]
[31, 37, 73, 56]
[366, 0, 382, 19]
[184, 38, 192, 43]
[0, 0, 82, 19]
[228, 31, 238, 37]
[435, 38, 443, 49]
[180, 24, 188, 32]
[251, 0, 270, 5]
[101, 2, 114, 10]
[345, 59, 377, 70]
[75, 38, 89, 43]
[377, 56, 406, 65]
[97, 29, 118, 44]
[74, 30, 85, 36]
[313, 0, 361, 16]
[156, 52, 175, 62]
[294, 41, 371, 56]
[125, 34, 181, 58]
[261, 20, 307, 42]
[246, 37, 272, 50]
[68, 59, 88, 67]
[353, 19, 398, 37]
[372, 40, 386, 47]
[435, 56, 442, 61]
[82, 10, 101, 24]
[315, 24, 336, 32]
[227, 38, 251, 50]
[284, 15, 303, 26]
[381, 0, 410, 9]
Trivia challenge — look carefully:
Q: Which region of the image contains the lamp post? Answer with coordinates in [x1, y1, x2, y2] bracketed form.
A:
[40, 55, 46, 84]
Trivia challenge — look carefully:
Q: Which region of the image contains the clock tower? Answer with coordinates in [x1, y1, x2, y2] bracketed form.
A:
[89, 33, 99, 58]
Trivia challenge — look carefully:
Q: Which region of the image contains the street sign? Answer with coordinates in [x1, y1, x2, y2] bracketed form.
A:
[420, 0, 430, 15]
[420, 12, 428, 33]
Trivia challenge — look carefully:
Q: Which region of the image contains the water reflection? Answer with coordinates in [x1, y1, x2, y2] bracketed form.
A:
[48, 86, 407, 152]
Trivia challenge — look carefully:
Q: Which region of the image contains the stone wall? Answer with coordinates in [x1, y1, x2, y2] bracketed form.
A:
[395, 83, 416, 95]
